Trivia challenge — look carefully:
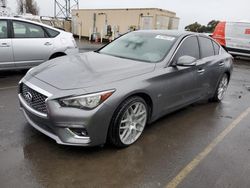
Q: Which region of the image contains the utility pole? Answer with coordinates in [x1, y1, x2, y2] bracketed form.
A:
[23, 0, 26, 14]
[0, 0, 6, 8]
[54, 0, 79, 19]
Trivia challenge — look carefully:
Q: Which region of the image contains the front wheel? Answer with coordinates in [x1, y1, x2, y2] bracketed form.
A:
[108, 97, 148, 148]
[211, 73, 229, 102]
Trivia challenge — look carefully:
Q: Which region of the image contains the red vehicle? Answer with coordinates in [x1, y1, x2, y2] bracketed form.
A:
[212, 21, 250, 57]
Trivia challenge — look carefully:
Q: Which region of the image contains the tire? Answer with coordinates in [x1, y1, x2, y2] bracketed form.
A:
[211, 73, 229, 102]
[108, 96, 148, 148]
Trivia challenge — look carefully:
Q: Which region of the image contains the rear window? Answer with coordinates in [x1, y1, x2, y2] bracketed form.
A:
[199, 37, 215, 58]
[44, 27, 60, 38]
[212, 41, 220, 55]
[226, 22, 250, 39]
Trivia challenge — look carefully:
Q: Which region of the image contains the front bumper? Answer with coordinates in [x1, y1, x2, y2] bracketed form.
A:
[18, 80, 113, 147]
[20, 106, 90, 146]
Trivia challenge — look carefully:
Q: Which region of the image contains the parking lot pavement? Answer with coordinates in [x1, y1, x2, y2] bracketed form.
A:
[0, 58, 250, 188]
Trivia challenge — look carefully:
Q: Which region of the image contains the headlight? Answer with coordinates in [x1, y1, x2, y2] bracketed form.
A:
[59, 90, 115, 110]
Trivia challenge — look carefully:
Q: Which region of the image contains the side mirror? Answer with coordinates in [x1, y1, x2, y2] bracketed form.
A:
[176, 56, 197, 66]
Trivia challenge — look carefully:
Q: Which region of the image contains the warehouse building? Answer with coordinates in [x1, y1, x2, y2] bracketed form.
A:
[71, 8, 180, 40]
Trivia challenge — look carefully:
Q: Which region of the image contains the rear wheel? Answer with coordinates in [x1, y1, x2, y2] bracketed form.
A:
[211, 73, 229, 102]
[108, 97, 148, 148]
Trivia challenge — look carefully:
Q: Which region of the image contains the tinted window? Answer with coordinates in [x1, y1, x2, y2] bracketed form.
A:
[99, 32, 177, 63]
[173, 36, 200, 62]
[212, 41, 220, 55]
[199, 37, 214, 58]
[13, 21, 46, 38]
[44, 27, 60, 37]
[0, 20, 8, 39]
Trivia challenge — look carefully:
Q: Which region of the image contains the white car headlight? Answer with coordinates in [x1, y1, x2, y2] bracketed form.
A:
[60, 90, 115, 110]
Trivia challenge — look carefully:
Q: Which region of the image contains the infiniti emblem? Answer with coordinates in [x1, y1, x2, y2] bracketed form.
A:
[24, 92, 33, 102]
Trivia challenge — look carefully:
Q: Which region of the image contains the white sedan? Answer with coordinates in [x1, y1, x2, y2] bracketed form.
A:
[0, 17, 78, 70]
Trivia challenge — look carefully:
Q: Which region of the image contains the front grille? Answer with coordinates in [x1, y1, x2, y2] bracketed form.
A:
[20, 83, 48, 114]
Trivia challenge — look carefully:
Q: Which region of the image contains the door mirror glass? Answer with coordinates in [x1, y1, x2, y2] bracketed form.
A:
[176, 56, 197, 66]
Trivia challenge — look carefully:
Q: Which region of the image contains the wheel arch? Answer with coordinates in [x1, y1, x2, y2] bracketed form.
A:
[49, 52, 66, 60]
[113, 91, 154, 124]
[107, 91, 154, 147]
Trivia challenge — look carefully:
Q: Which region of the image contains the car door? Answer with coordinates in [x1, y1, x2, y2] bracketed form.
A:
[0, 19, 14, 69]
[158, 36, 201, 113]
[196, 36, 223, 98]
[11, 20, 54, 68]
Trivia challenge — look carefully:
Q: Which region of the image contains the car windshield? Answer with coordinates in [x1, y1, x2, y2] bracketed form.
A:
[98, 32, 177, 63]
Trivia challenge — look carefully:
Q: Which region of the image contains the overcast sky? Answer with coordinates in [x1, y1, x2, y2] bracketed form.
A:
[7, 0, 250, 29]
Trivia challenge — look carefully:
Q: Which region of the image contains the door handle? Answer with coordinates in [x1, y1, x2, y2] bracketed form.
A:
[219, 62, 225, 66]
[197, 69, 205, 74]
[0, 43, 10, 47]
[44, 42, 52, 46]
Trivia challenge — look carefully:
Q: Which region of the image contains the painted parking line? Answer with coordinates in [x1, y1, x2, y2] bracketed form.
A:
[166, 107, 250, 188]
[0, 86, 18, 91]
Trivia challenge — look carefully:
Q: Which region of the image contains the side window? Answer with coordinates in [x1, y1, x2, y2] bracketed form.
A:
[212, 41, 220, 55]
[0, 20, 8, 39]
[199, 37, 215, 58]
[173, 36, 200, 62]
[44, 27, 60, 38]
[13, 21, 47, 38]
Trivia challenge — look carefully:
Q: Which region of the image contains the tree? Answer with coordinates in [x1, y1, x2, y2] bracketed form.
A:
[1, 0, 6, 8]
[185, 22, 202, 32]
[197, 25, 207, 33]
[206, 20, 220, 33]
[17, 0, 39, 15]
[185, 20, 220, 33]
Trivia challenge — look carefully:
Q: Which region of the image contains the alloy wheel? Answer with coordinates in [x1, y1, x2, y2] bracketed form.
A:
[217, 74, 229, 100]
[119, 102, 147, 145]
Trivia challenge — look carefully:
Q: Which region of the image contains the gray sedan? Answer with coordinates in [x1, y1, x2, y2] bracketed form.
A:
[18, 30, 233, 147]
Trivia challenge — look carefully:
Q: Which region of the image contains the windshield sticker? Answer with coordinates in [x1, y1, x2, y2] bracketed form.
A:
[155, 35, 175, 41]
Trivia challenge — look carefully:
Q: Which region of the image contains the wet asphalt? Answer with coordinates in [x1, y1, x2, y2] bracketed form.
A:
[1, 56, 250, 188]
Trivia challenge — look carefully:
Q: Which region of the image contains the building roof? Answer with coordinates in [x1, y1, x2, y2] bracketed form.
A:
[73, 8, 176, 15]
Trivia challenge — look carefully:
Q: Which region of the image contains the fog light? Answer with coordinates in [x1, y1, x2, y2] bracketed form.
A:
[69, 128, 88, 137]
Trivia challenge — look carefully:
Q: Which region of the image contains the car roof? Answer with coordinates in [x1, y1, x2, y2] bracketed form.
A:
[134, 30, 206, 38]
[133, 30, 219, 46]
[0, 17, 63, 33]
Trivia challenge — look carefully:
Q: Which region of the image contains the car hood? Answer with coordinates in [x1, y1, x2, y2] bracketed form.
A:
[29, 52, 155, 90]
